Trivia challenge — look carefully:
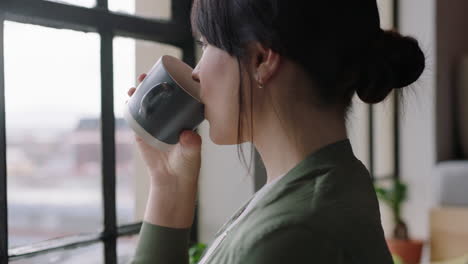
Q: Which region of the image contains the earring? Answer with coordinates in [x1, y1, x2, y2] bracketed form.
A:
[257, 76, 264, 89]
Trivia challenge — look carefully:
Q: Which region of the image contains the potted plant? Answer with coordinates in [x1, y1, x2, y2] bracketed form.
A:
[189, 242, 207, 264]
[374, 176, 424, 264]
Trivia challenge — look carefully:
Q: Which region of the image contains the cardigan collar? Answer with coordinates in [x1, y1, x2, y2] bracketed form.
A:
[213, 138, 357, 238]
[253, 138, 356, 209]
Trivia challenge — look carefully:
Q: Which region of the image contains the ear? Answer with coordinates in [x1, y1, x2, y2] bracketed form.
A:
[249, 42, 281, 85]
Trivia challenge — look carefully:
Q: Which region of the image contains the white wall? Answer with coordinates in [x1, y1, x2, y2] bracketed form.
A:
[197, 122, 255, 243]
[398, 0, 436, 241]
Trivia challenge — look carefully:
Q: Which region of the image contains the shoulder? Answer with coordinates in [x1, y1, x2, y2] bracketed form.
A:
[237, 221, 343, 264]
[230, 158, 389, 263]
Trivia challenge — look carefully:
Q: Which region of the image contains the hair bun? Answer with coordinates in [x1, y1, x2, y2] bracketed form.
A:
[356, 29, 426, 104]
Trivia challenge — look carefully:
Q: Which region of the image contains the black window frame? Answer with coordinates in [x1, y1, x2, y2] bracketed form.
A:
[0, 0, 197, 263]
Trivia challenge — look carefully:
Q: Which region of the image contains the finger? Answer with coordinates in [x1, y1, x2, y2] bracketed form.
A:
[137, 73, 147, 83]
[127, 87, 136, 96]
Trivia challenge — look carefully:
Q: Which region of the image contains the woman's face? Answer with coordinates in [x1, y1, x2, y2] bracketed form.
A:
[191, 37, 252, 145]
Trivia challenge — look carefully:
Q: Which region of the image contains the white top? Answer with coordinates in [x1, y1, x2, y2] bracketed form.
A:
[198, 173, 285, 264]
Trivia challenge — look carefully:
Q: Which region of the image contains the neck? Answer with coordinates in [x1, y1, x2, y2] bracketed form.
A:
[253, 107, 348, 184]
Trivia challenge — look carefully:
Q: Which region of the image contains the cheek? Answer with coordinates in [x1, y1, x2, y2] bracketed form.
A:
[200, 49, 242, 144]
[208, 95, 239, 145]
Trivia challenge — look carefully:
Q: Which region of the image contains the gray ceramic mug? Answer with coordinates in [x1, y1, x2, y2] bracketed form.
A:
[123, 55, 205, 152]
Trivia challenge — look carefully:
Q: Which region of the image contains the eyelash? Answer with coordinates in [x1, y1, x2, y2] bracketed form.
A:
[195, 40, 207, 49]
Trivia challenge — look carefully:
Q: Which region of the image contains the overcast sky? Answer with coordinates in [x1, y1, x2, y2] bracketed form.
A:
[4, 0, 136, 138]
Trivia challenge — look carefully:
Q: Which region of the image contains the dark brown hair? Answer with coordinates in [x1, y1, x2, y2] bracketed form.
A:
[191, 0, 426, 175]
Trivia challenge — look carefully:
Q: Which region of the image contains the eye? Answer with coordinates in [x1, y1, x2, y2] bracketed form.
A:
[195, 39, 207, 50]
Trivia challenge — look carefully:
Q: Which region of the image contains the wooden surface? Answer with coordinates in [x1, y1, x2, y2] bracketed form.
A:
[430, 207, 468, 261]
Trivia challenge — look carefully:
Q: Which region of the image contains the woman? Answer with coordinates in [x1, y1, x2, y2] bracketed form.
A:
[129, 0, 425, 263]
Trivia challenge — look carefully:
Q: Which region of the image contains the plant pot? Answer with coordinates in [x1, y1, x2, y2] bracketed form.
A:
[386, 238, 424, 264]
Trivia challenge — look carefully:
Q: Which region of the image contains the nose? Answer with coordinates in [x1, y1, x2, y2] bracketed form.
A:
[192, 64, 200, 83]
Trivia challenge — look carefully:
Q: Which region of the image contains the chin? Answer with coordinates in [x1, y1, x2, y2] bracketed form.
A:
[208, 124, 241, 145]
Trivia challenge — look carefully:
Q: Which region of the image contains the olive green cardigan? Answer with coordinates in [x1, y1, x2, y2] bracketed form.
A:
[131, 139, 393, 263]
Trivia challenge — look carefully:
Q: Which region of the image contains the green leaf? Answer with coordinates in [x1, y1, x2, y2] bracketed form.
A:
[392, 254, 403, 264]
[189, 243, 207, 264]
[375, 186, 393, 206]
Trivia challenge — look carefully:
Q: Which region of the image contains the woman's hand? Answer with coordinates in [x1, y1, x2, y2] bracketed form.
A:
[127, 73, 202, 228]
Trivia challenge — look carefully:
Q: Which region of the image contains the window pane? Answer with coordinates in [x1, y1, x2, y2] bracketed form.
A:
[4, 21, 102, 247]
[45, 0, 95, 8]
[10, 243, 103, 264]
[118, 235, 139, 264]
[113, 36, 182, 225]
[109, 0, 170, 21]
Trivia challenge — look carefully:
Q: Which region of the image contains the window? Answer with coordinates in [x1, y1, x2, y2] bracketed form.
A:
[5, 21, 102, 248]
[0, 0, 197, 263]
[109, 0, 172, 21]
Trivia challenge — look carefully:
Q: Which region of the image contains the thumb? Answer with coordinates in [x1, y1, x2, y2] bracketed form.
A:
[178, 130, 202, 160]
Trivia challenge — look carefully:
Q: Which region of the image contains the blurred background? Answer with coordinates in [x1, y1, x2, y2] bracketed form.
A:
[1, 0, 467, 263]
